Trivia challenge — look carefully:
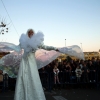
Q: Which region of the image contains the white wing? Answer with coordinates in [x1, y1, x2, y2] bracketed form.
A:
[0, 41, 84, 78]
[35, 45, 84, 69]
[0, 52, 22, 78]
[0, 42, 21, 52]
[0, 49, 59, 77]
[35, 49, 60, 69]
[58, 45, 84, 60]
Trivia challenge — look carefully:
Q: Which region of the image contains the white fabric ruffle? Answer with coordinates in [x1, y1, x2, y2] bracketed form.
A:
[19, 32, 44, 54]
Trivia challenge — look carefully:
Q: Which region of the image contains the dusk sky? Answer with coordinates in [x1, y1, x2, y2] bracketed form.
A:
[0, 0, 100, 52]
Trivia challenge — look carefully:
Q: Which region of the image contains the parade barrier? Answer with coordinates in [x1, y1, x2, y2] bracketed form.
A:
[0, 73, 8, 92]
[39, 70, 99, 91]
[40, 70, 100, 91]
[0, 73, 4, 92]
[0, 70, 100, 92]
[97, 70, 100, 89]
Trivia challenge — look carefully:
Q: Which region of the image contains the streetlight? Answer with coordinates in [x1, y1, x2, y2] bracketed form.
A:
[65, 39, 66, 46]
[80, 43, 83, 51]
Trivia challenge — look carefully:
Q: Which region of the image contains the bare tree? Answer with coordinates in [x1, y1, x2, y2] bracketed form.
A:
[0, 17, 9, 34]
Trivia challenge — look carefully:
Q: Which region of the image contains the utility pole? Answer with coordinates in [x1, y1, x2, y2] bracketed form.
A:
[65, 39, 66, 47]
[80, 43, 83, 51]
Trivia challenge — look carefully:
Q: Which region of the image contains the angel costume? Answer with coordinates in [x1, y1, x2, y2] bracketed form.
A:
[0, 29, 84, 100]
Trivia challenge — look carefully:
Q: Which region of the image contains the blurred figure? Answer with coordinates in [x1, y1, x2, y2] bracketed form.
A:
[64, 62, 71, 83]
[82, 63, 89, 83]
[79, 60, 84, 69]
[53, 65, 60, 84]
[96, 59, 100, 82]
[0, 70, 3, 82]
[88, 61, 96, 82]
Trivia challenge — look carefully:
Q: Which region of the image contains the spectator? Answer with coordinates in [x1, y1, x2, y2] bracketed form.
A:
[58, 62, 65, 72]
[64, 62, 71, 83]
[88, 61, 96, 82]
[70, 60, 76, 76]
[79, 60, 84, 69]
[45, 64, 53, 73]
[53, 65, 60, 84]
[0, 70, 3, 82]
[39, 67, 46, 73]
[58, 62, 65, 83]
[96, 59, 100, 82]
[75, 65, 82, 83]
[82, 63, 89, 83]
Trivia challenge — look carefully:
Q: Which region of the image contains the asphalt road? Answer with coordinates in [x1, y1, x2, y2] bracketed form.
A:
[0, 88, 100, 100]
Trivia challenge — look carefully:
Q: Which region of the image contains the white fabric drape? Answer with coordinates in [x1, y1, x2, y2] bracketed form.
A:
[14, 52, 46, 100]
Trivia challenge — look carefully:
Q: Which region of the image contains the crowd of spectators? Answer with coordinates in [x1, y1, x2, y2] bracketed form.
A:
[0, 57, 100, 91]
[39, 57, 100, 84]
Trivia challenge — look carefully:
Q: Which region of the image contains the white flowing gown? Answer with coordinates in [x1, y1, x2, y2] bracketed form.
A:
[14, 45, 56, 100]
[15, 53, 45, 100]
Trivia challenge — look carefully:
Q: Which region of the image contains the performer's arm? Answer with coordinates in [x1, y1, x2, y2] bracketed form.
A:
[40, 43, 58, 51]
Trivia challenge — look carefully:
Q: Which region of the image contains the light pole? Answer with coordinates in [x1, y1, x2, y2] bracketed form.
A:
[80, 43, 83, 51]
[65, 39, 66, 47]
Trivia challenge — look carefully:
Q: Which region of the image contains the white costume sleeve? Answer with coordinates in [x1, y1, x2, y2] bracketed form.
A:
[40, 43, 57, 50]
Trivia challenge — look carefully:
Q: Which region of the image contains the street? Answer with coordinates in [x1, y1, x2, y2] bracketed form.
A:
[0, 88, 100, 100]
